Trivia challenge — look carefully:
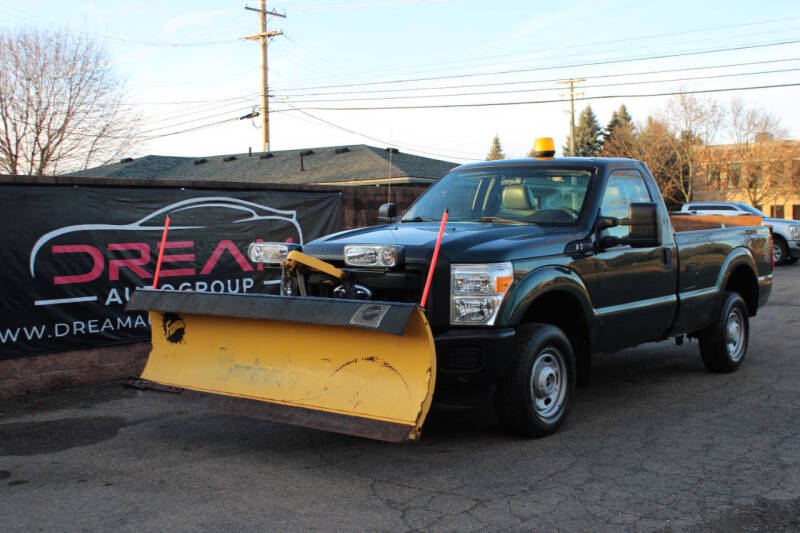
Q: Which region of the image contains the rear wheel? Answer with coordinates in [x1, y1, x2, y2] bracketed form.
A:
[495, 323, 575, 437]
[774, 237, 789, 266]
[698, 292, 749, 373]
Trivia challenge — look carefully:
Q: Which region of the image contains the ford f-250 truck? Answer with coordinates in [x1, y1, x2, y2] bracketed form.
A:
[285, 152, 773, 436]
[130, 144, 773, 441]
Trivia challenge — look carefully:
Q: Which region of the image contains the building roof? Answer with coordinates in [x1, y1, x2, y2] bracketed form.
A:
[65, 145, 458, 186]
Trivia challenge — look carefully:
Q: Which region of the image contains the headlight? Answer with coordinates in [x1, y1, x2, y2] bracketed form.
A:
[344, 245, 399, 267]
[450, 262, 513, 325]
[789, 225, 800, 240]
[248, 242, 289, 264]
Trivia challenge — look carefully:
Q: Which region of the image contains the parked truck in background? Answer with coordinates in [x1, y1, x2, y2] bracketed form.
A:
[681, 201, 800, 265]
[129, 140, 773, 441]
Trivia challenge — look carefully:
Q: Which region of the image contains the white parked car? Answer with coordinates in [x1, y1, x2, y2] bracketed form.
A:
[681, 201, 800, 265]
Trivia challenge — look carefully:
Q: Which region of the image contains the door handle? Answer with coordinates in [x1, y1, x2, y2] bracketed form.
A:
[662, 248, 672, 270]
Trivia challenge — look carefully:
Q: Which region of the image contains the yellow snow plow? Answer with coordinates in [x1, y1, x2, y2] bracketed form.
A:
[126, 251, 439, 442]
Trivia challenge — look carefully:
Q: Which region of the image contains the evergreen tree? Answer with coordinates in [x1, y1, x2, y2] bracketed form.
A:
[485, 135, 506, 160]
[562, 105, 603, 156]
[603, 104, 633, 144]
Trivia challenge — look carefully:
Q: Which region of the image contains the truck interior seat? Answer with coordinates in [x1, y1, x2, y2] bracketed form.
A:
[498, 185, 536, 218]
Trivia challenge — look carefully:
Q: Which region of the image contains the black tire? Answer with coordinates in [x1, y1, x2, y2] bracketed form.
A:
[698, 292, 749, 373]
[774, 237, 789, 266]
[495, 323, 575, 437]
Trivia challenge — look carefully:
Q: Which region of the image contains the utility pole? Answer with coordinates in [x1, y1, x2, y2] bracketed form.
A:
[245, 2, 285, 154]
[558, 78, 585, 156]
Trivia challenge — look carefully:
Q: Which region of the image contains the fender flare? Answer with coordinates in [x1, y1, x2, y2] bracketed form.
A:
[715, 246, 758, 291]
[715, 246, 761, 315]
[499, 266, 595, 332]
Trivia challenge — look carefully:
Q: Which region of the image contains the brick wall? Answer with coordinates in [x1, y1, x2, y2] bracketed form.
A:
[341, 184, 429, 229]
[0, 343, 148, 400]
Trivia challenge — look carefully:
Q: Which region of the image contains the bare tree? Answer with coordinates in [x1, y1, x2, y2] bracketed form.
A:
[725, 98, 792, 208]
[601, 115, 690, 210]
[0, 29, 138, 175]
[658, 92, 725, 206]
[601, 94, 797, 210]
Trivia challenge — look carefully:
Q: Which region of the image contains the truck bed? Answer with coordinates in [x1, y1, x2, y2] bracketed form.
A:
[671, 217, 771, 335]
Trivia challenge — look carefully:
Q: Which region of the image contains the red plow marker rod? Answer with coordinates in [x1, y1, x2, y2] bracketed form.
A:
[152, 215, 171, 289]
[420, 209, 448, 308]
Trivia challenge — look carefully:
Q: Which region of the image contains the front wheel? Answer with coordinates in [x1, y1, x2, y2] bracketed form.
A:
[698, 292, 749, 373]
[495, 323, 575, 437]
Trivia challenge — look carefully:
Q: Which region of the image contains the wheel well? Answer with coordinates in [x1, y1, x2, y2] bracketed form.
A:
[520, 291, 591, 378]
[725, 265, 759, 316]
[774, 233, 787, 244]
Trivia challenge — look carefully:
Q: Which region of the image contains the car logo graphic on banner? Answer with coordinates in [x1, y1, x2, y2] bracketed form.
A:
[28, 196, 303, 307]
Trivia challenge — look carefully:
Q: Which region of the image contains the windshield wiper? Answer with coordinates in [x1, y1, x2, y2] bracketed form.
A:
[477, 216, 528, 224]
[400, 216, 437, 222]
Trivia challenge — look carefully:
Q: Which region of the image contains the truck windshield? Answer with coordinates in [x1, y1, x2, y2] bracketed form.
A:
[402, 166, 594, 224]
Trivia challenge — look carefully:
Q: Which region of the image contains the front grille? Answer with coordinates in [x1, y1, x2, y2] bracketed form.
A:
[301, 257, 452, 331]
[304, 265, 426, 303]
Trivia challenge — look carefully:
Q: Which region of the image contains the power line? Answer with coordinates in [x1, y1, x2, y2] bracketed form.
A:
[272, 57, 800, 97]
[0, 3, 242, 47]
[141, 117, 239, 140]
[283, 81, 800, 111]
[129, 68, 253, 88]
[280, 25, 800, 90]
[282, 104, 483, 161]
[274, 15, 800, 85]
[275, 66, 800, 103]
[296, 0, 448, 12]
[5, 112, 242, 141]
[271, 38, 800, 92]
[119, 92, 260, 107]
[138, 105, 257, 134]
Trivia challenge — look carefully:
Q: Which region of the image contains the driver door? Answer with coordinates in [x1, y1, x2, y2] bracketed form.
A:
[592, 169, 677, 351]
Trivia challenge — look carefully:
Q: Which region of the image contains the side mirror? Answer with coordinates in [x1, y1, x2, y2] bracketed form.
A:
[377, 202, 398, 224]
[596, 202, 660, 248]
[623, 202, 660, 247]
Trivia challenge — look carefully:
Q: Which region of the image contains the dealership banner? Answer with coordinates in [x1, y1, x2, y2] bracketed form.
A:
[0, 185, 342, 359]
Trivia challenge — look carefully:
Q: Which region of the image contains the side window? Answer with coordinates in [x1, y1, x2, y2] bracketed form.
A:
[600, 170, 652, 239]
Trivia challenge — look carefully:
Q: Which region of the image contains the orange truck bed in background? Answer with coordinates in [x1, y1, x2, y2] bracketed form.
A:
[669, 214, 762, 232]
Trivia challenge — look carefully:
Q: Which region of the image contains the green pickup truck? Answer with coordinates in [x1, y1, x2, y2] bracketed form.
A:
[294, 155, 773, 436]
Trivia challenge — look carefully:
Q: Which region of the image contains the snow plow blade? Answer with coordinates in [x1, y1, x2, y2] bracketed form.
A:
[126, 289, 437, 442]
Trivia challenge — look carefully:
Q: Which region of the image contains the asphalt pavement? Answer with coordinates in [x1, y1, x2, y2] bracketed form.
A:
[2, 266, 800, 532]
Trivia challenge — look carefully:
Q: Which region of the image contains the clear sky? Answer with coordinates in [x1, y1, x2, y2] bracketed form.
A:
[2, 0, 799, 163]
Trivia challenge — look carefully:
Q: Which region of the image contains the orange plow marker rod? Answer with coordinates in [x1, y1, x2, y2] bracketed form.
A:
[152, 215, 171, 289]
[420, 209, 448, 308]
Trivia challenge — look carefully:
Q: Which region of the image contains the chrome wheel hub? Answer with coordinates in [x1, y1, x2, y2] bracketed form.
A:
[726, 309, 745, 361]
[529, 348, 566, 418]
[774, 243, 782, 263]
